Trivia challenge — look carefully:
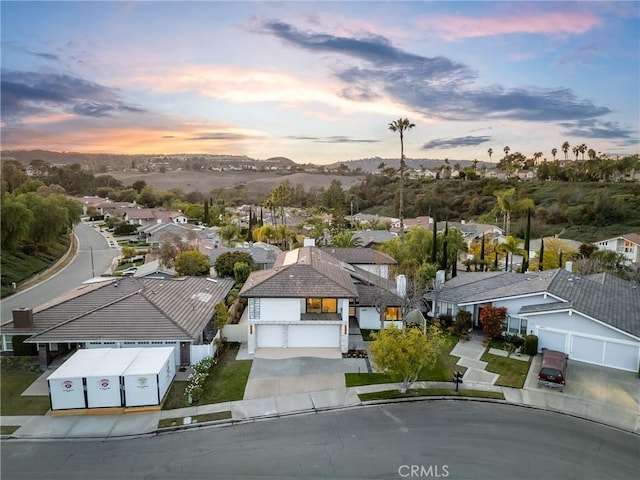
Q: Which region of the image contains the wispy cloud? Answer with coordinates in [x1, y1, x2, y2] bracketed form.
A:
[558, 119, 638, 145]
[422, 136, 491, 150]
[187, 132, 253, 141]
[2, 41, 60, 61]
[1, 70, 145, 121]
[287, 135, 379, 144]
[415, 11, 601, 41]
[261, 21, 610, 123]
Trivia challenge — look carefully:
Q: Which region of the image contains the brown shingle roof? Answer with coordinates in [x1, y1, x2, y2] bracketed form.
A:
[240, 246, 358, 298]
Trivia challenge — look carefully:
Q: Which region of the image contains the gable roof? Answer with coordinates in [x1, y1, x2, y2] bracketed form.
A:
[431, 269, 640, 338]
[5, 276, 234, 343]
[239, 246, 358, 298]
[597, 232, 640, 246]
[320, 247, 396, 266]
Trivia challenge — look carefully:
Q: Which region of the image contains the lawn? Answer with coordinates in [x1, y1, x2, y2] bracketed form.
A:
[346, 334, 465, 387]
[158, 411, 231, 428]
[359, 388, 505, 401]
[162, 343, 252, 410]
[481, 350, 532, 388]
[0, 370, 51, 415]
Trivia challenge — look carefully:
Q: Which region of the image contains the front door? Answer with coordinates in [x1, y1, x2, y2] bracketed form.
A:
[179, 342, 190, 365]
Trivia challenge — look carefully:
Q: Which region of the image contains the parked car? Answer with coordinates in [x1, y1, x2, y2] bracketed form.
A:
[121, 267, 138, 276]
[538, 348, 568, 390]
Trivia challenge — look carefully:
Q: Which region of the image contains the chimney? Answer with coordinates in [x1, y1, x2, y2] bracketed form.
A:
[303, 238, 316, 247]
[13, 308, 34, 329]
[565, 261, 573, 273]
[396, 274, 407, 297]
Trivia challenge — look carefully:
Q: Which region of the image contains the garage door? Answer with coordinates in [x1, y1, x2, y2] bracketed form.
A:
[288, 325, 340, 348]
[538, 329, 567, 352]
[257, 325, 283, 348]
[571, 335, 604, 365]
[603, 342, 640, 372]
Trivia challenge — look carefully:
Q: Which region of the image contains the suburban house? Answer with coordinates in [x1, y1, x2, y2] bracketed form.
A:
[321, 247, 396, 279]
[132, 259, 176, 279]
[353, 230, 396, 247]
[442, 221, 505, 249]
[390, 215, 433, 235]
[1, 276, 234, 367]
[208, 242, 282, 272]
[239, 244, 404, 355]
[425, 268, 640, 372]
[595, 233, 640, 265]
[137, 222, 207, 249]
[111, 207, 187, 226]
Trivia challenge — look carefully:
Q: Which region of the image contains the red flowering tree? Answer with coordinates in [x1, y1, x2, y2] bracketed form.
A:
[479, 305, 507, 339]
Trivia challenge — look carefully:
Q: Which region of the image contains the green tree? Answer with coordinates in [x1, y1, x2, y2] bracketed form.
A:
[219, 223, 241, 246]
[121, 246, 137, 264]
[388, 118, 415, 243]
[233, 262, 251, 284]
[370, 324, 447, 393]
[499, 235, 522, 272]
[0, 194, 33, 250]
[330, 231, 362, 248]
[174, 250, 210, 276]
[214, 251, 254, 278]
[213, 301, 230, 330]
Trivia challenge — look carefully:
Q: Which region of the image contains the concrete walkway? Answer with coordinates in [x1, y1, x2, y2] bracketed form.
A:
[2, 337, 639, 439]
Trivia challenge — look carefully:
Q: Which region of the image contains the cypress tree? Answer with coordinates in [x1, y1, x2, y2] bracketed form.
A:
[480, 233, 485, 271]
[441, 221, 449, 272]
[539, 238, 545, 271]
[247, 207, 253, 241]
[522, 208, 531, 273]
[431, 215, 437, 264]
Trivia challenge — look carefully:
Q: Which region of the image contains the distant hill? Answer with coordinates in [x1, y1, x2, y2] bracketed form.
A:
[328, 157, 492, 173]
[1, 150, 493, 173]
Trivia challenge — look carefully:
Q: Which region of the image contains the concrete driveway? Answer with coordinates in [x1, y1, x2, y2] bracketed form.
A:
[244, 356, 368, 400]
[526, 355, 640, 413]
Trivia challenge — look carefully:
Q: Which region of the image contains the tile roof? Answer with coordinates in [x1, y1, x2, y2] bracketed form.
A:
[320, 247, 396, 265]
[430, 269, 640, 338]
[240, 246, 358, 298]
[5, 276, 234, 343]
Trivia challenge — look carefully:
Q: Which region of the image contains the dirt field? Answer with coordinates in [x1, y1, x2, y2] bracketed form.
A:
[109, 170, 365, 197]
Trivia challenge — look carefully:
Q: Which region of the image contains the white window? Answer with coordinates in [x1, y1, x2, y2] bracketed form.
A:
[249, 298, 260, 320]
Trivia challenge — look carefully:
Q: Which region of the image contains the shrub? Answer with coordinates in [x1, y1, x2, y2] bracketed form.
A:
[523, 334, 538, 356]
[214, 251, 254, 278]
[479, 305, 507, 340]
[12, 335, 37, 356]
[454, 310, 472, 337]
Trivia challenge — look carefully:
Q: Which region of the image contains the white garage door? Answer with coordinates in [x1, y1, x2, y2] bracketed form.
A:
[538, 329, 567, 352]
[288, 325, 340, 348]
[571, 335, 605, 365]
[603, 342, 640, 372]
[257, 325, 283, 348]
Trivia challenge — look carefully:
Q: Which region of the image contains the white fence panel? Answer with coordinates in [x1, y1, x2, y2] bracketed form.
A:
[222, 324, 247, 343]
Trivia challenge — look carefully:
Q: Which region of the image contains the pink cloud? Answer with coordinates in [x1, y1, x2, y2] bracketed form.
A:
[416, 11, 602, 41]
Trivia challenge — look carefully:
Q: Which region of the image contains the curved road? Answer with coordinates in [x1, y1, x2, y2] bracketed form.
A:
[1, 402, 637, 479]
[1, 222, 119, 323]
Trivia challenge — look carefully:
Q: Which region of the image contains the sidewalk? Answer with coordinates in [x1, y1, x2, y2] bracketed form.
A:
[2, 337, 639, 439]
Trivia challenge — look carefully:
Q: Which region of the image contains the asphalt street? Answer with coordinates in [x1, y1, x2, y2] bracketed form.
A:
[1, 402, 637, 480]
[0, 222, 118, 323]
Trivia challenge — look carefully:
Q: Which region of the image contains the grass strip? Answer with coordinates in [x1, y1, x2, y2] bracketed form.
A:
[158, 411, 231, 428]
[359, 388, 505, 401]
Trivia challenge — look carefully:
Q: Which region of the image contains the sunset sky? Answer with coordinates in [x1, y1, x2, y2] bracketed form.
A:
[1, 1, 639, 164]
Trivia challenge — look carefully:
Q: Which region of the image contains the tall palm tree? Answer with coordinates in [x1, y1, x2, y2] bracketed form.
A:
[562, 141, 570, 161]
[551, 148, 558, 161]
[499, 235, 522, 272]
[388, 118, 415, 243]
[487, 147, 493, 162]
[572, 145, 579, 161]
[533, 152, 543, 164]
[579, 143, 587, 161]
[330, 232, 363, 248]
